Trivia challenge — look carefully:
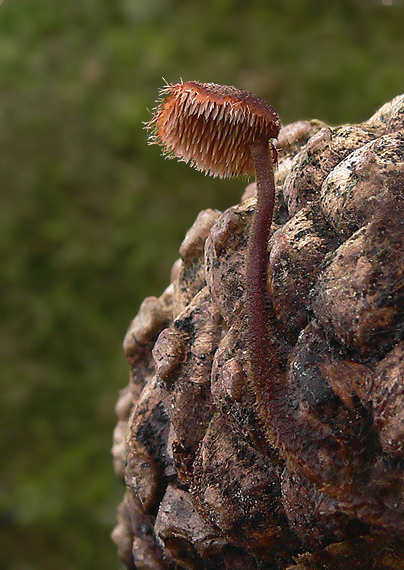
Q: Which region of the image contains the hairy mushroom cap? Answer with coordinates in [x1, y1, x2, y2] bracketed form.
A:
[147, 81, 281, 178]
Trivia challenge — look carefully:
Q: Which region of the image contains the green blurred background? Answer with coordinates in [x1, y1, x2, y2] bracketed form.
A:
[1, 0, 404, 568]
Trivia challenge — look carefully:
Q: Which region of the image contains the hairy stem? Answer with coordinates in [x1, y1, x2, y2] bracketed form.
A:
[244, 144, 398, 527]
[246, 140, 280, 397]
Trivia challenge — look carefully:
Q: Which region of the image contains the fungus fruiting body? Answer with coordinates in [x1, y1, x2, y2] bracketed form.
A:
[148, 80, 281, 410]
[148, 81, 280, 178]
[114, 95, 404, 569]
[146, 83, 404, 530]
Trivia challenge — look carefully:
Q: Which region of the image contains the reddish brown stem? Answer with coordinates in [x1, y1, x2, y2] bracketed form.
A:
[244, 147, 401, 528]
[246, 140, 280, 393]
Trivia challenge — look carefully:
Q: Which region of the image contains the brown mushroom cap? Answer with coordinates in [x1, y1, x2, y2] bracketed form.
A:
[147, 81, 281, 178]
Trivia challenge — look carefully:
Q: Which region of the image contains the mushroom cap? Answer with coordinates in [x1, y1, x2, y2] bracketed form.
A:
[147, 81, 281, 178]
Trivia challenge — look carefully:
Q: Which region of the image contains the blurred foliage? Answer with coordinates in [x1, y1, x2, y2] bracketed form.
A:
[1, 0, 404, 568]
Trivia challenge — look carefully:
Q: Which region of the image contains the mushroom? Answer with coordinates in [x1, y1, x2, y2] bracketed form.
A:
[147, 80, 281, 400]
[146, 83, 404, 528]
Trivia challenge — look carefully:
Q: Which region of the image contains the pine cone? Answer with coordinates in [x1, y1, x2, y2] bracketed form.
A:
[112, 95, 404, 570]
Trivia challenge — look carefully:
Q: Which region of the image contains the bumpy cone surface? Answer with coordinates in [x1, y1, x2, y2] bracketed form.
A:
[112, 95, 404, 570]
